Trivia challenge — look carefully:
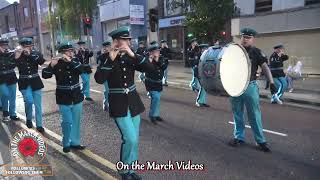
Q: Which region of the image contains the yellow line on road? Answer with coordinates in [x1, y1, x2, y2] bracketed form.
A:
[13, 120, 117, 180]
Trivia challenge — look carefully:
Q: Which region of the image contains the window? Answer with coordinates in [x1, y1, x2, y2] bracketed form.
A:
[23, 7, 29, 17]
[255, 0, 272, 13]
[305, 0, 320, 6]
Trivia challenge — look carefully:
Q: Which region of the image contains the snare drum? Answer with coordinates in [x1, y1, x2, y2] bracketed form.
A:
[198, 43, 251, 97]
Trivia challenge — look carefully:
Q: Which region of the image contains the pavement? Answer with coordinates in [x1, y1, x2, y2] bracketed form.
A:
[0, 60, 319, 180]
[165, 61, 320, 107]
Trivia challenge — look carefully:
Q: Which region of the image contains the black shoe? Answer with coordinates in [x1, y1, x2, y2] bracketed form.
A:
[201, 104, 210, 107]
[156, 117, 164, 122]
[3, 111, 9, 117]
[257, 142, 271, 153]
[121, 173, 134, 180]
[85, 97, 93, 101]
[26, 120, 33, 128]
[70, 145, 86, 150]
[228, 138, 245, 147]
[63, 147, 71, 153]
[163, 83, 168, 87]
[36, 127, 45, 133]
[130, 173, 142, 180]
[10, 116, 21, 121]
[150, 117, 158, 125]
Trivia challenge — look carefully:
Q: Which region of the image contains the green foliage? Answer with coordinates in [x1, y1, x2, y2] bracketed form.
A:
[171, 0, 234, 42]
[55, 0, 97, 38]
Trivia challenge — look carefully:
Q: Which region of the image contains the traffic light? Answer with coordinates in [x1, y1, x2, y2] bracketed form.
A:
[83, 17, 92, 28]
[149, 8, 158, 32]
[220, 31, 226, 36]
[83, 17, 92, 35]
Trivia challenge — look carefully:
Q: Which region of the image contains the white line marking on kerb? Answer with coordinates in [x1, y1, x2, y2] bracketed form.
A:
[90, 89, 103, 94]
[228, 121, 288, 137]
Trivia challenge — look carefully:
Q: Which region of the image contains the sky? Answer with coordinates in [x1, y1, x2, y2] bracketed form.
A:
[6, 0, 19, 4]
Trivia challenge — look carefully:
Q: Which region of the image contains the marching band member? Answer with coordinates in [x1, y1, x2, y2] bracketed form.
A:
[144, 43, 168, 124]
[0, 38, 20, 122]
[42, 42, 85, 153]
[94, 26, 157, 180]
[269, 44, 289, 104]
[96, 41, 111, 111]
[160, 40, 171, 86]
[75, 41, 94, 101]
[188, 40, 210, 107]
[188, 38, 201, 92]
[228, 28, 277, 152]
[194, 43, 210, 108]
[136, 41, 147, 83]
[135, 41, 146, 57]
[14, 38, 45, 132]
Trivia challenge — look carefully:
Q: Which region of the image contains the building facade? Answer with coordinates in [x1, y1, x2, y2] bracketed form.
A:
[0, 2, 20, 48]
[233, 0, 320, 74]
[158, 0, 186, 61]
[17, 0, 41, 50]
[99, 0, 147, 49]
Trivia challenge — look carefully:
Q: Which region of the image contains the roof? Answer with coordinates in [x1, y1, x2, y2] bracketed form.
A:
[0, 0, 10, 9]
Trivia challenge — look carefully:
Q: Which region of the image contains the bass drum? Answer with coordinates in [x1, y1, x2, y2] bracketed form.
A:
[198, 43, 251, 97]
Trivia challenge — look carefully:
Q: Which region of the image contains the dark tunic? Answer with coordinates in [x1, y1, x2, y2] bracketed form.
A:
[42, 58, 84, 105]
[269, 52, 289, 78]
[94, 53, 157, 118]
[145, 56, 168, 92]
[0, 51, 17, 85]
[75, 49, 93, 74]
[245, 46, 268, 81]
[135, 47, 146, 57]
[15, 50, 45, 91]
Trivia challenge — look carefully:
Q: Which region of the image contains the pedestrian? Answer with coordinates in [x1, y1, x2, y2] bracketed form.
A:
[160, 40, 171, 86]
[144, 43, 168, 124]
[75, 41, 94, 101]
[269, 44, 289, 104]
[228, 28, 278, 153]
[286, 61, 303, 93]
[94, 26, 157, 180]
[14, 38, 45, 133]
[42, 42, 86, 153]
[96, 41, 111, 111]
[0, 38, 20, 122]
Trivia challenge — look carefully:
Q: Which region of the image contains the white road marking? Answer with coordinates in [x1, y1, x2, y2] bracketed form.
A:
[228, 121, 288, 137]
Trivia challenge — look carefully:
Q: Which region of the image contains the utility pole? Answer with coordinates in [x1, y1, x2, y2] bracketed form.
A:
[47, 0, 56, 57]
[36, 0, 44, 55]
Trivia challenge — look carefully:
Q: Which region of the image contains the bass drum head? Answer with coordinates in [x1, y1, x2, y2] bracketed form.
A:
[220, 43, 251, 97]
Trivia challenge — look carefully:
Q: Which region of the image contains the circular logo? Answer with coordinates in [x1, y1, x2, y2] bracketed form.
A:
[10, 129, 47, 164]
[203, 63, 217, 78]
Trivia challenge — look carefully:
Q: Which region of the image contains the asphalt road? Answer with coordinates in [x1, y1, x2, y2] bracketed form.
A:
[8, 68, 320, 180]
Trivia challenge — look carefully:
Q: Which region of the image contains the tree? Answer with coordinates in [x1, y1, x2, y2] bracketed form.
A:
[55, 0, 97, 39]
[170, 0, 234, 43]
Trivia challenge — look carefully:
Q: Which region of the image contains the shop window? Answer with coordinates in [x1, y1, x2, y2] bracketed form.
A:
[255, 0, 272, 13]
